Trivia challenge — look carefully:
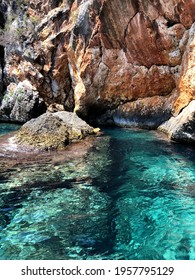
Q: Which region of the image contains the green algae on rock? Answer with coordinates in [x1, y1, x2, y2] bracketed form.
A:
[15, 111, 100, 150]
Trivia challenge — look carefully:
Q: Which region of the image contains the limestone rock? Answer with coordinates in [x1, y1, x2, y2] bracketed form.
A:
[173, 24, 195, 115]
[159, 100, 195, 144]
[0, 80, 46, 122]
[47, 103, 65, 113]
[111, 91, 178, 129]
[0, 45, 4, 95]
[16, 111, 98, 150]
[72, 0, 195, 118]
[0, 64, 2, 94]
[0, 0, 195, 144]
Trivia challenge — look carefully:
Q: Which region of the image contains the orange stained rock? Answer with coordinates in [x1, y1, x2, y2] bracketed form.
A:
[173, 25, 195, 115]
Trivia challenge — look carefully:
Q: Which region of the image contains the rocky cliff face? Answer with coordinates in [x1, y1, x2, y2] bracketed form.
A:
[0, 0, 194, 142]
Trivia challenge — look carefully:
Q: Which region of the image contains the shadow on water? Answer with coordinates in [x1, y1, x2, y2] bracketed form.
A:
[87, 136, 139, 257]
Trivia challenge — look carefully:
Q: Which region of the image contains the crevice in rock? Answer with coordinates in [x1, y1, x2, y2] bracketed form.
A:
[0, 45, 5, 75]
[125, 0, 142, 30]
[0, 10, 5, 29]
[0, 8, 6, 94]
[124, 12, 139, 41]
[166, 18, 179, 28]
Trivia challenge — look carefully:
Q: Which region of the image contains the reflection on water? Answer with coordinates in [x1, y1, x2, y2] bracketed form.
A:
[0, 124, 194, 259]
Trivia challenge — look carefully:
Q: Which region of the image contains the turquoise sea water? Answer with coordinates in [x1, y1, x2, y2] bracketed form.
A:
[0, 124, 194, 260]
[0, 123, 21, 135]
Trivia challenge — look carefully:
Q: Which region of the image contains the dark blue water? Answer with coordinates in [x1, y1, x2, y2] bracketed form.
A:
[0, 124, 194, 259]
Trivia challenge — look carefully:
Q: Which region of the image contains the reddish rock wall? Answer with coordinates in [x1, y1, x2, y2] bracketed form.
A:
[0, 0, 194, 132]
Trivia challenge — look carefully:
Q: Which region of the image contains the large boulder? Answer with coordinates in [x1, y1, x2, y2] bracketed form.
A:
[159, 100, 195, 144]
[15, 111, 99, 150]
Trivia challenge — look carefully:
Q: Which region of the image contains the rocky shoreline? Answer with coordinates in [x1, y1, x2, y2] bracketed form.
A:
[0, 111, 103, 182]
[0, 1, 194, 145]
[0, 128, 100, 175]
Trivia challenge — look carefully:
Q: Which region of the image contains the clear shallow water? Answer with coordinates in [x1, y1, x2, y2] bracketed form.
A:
[0, 123, 21, 136]
[0, 124, 194, 260]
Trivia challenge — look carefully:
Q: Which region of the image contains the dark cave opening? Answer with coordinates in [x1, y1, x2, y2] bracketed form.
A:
[0, 9, 6, 94]
[166, 19, 177, 28]
[0, 10, 5, 29]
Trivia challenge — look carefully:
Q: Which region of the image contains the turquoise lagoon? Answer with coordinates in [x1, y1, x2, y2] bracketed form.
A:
[0, 123, 194, 259]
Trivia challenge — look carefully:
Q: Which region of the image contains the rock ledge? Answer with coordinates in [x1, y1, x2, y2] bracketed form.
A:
[158, 100, 195, 144]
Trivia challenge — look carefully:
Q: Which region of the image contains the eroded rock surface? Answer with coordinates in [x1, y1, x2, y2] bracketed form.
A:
[16, 111, 98, 150]
[0, 63, 2, 93]
[0, 80, 46, 122]
[173, 24, 195, 115]
[159, 100, 195, 144]
[106, 91, 178, 129]
[0, 0, 194, 142]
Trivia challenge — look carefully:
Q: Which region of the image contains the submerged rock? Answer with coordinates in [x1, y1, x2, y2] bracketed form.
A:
[15, 111, 99, 150]
[159, 100, 195, 144]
